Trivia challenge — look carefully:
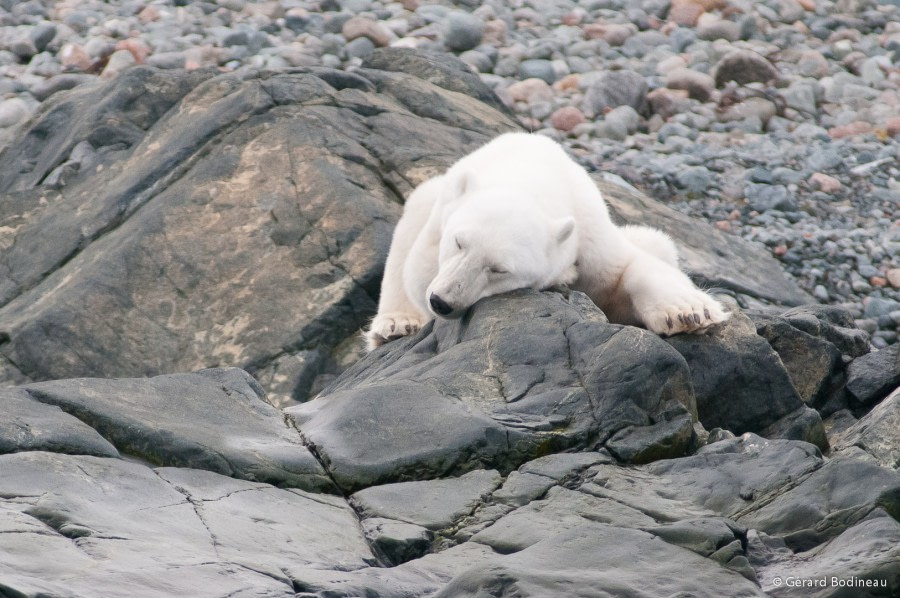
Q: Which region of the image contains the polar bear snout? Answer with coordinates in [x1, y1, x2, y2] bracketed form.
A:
[429, 294, 455, 317]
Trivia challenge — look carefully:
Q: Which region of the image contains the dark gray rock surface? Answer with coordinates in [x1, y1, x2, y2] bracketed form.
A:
[23, 368, 333, 492]
[1, 50, 897, 598]
[0, 50, 810, 407]
[846, 344, 900, 407]
[287, 289, 699, 491]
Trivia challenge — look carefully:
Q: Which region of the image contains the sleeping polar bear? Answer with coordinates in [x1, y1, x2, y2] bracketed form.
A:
[366, 133, 729, 350]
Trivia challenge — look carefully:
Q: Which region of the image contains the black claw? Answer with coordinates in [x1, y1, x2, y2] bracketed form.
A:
[677, 314, 685, 324]
[666, 315, 673, 330]
[693, 313, 701, 325]
[704, 308, 711, 321]
[389, 323, 395, 333]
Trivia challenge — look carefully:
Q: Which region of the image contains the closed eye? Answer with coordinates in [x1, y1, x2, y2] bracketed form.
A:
[455, 237, 463, 250]
[488, 266, 509, 275]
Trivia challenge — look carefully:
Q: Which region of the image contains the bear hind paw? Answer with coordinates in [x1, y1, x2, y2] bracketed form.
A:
[641, 292, 730, 336]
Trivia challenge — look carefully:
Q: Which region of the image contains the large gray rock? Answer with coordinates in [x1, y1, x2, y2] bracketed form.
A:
[0, 452, 375, 598]
[0, 50, 810, 408]
[287, 289, 699, 491]
[0, 54, 518, 407]
[24, 368, 334, 492]
[846, 344, 900, 406]
[666, 311, 827, 448]
[832, 388, 900, 469]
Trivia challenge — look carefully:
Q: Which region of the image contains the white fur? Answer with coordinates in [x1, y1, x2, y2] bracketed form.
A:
[366, 133, 729, 350]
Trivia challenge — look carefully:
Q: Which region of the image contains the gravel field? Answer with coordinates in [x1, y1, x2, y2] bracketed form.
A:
[1, 0, 898, 346]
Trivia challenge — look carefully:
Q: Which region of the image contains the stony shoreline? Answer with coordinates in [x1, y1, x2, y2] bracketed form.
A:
[1, 0, 898, 345]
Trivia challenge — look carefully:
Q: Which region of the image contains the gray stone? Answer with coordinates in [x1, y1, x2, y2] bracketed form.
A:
[782, 81, 818, 115]
[25, 368, 334, 491]
[447, 517, 765, 596]
[713, 50, 778, 87]
[0, 55, 517, 399]
[361, 518, 433, 566]
[676, 165, 713, 194]
[288, 289, 697, 491]
[807, 148, 843, 171]
[0, 387, 118, 458]
[345, 36, 376, 60]
[352, 469, 502, 530]
[583, 69, 648, 117]
[846, 344, 900, 406]
[516, 59, 556, 85]
[29, 23, 57, 52]
[744, 183, 797, 212]
[760, 516, 900, 597]
[443, 11, 484, 52]
[697, 20, 741, 42]
[753, 310, 846, 407]
[832, 387, 900, 469]
[29, 73, 96, 101]
[0, 98, 30, 128]
[605, 104, 641, 133]
[0, 452, 374, 597]
[666, 312, 825, 447]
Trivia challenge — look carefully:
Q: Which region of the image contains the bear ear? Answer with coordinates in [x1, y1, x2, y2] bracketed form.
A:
[453, 170, 471, 197]
[554, 217, 575, 244]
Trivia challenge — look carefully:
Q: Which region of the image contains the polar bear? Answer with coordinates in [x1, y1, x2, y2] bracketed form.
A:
[366, 133, 729, 350]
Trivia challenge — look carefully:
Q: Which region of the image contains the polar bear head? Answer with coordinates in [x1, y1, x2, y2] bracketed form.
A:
[426, 188, 577, 319]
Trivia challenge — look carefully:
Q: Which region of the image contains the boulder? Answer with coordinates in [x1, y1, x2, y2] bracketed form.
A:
[1, 366, 897, 596]
[0, 49, 810, 408]
[846, 344, 900, 406]
[288, 289, 699, 491]
[0, 52, 518, 406]
[666, 311, 827, 448]
[22, 368, 334, 492]
[0, 452, 375, 597]
[832, 387, 900, 469]
[2, 48, 895, 597]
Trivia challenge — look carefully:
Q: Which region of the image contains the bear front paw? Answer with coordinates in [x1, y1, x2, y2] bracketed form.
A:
[640, 290, 730, 336]
[365, 312, 428, 351]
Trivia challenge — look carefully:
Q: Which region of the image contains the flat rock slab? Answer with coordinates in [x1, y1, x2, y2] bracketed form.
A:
[0, 452, 375, 598]
[352, 469, 502, 531]
[0, 387, 118, 458]
[24, 368, 333, 492]
[288, 289, 699, 491]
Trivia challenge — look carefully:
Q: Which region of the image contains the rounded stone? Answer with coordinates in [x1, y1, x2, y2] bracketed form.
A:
[550, 106, 586, 132]
[713, 50, 778, 87]
[518, 59, 557, 84]
[443, 11, 484, 52]
[0, 98, 31, 128]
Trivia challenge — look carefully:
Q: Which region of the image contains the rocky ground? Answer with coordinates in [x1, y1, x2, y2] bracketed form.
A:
[0, 5, 898, 596]
[0, 0, 899, 348]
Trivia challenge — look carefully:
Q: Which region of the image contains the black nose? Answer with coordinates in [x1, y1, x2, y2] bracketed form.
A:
[429, 294, 453, 316]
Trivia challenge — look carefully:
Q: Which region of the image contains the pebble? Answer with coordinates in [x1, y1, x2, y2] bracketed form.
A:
[713, 50, 779, 87]
[665, 68, 715, 102]
[550, 106, 585, 133]
[809, 172, 842, 193]
[518, 59, 556, 84]
[0, 0, 895, 346]
[443, 11, 484, 52]
[0, 98, 31, 128]
[342, 17, 395, 48]
[582, 70, 647, 117]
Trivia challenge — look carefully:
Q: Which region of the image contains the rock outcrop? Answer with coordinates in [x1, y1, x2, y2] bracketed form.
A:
[0, 49, 809, 407]
[1, 50, 897, 597]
